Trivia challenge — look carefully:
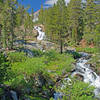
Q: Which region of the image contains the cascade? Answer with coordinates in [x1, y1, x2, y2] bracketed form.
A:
[54, 52, 100, 100]
[72, 52, 100, 99]
[34, 26, 45, 40]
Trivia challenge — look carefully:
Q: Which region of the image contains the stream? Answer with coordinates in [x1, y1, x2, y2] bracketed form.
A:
[54, 52, 100, 100]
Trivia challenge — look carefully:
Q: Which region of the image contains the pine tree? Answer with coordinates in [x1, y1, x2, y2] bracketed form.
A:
[9, 0, 17, 49]
[0, 0, 17, 49]
[56, 0, 68, 53]
[67, 0, 83, 43]
[94, 0, 100, 50]
[84, 0, 96, 34]
[83, 0, 99, 46]
[39, 5, 44, 24]
[1, 0, 10, 49]
[44, 0, 68, 53]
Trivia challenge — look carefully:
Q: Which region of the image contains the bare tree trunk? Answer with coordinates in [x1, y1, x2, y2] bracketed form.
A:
[60, 39, 63, 54]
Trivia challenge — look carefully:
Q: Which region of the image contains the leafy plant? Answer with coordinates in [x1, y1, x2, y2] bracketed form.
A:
[0, 52, 10, 83]
[32, 49, 43, 57]
[56, 79, 95, 100]
[65, 50, 82, 59]
[7, 52, 27, 63]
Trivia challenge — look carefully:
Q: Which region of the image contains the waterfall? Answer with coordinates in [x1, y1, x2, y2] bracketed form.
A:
[34, 26, 45, 40]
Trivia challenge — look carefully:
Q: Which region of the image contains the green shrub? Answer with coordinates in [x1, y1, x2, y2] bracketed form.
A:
[56, 79, 95, 100]
[10, 57, 46, 76]
[89, 54, 100, 74]
[65, 50, 82, 59]
[45, 53, 75, 77]
[7, 52, 27, 63]
[0, 52, 10, 83]
[44, 50, 59, 62]
[32, 49, 43, 57]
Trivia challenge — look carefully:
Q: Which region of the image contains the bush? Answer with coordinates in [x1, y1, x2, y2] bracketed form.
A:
[45, 53, 75, 77]
[44, 50, 59, 62]
[0, 52, 10, 83]
[7, 52, 27, 63]
[11, 57, 46, 76]
[32, 49, 43, 57]
[65, 50, 82, 59]
[56, 79, 95, 100]
[89, 54, 100, 74]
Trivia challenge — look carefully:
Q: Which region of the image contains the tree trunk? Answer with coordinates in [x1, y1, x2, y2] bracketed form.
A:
[60, 39, 63, 54]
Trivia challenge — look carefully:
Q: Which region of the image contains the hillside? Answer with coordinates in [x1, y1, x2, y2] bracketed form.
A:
[0, 0, 100, 100]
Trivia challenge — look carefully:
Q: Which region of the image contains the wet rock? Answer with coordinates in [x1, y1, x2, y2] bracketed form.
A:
[18, 48, 34, 57]
[10, 90, 18, 100]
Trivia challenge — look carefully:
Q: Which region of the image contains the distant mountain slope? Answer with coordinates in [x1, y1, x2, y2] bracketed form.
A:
[33, 10, 40, 22]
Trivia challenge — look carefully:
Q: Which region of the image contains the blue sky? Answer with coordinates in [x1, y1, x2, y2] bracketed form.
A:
[18, 0, 71, 13]
[18, 0, 46, 13]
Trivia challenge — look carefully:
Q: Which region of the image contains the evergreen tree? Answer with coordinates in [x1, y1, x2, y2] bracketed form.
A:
[44, 0, 68, 53]
[67, 0, 83, 43]
[83, 0, 100, 47]
[39, 5, 44, 24]
[56, 0, 68, 53]
[8, 0, 17, 49]
[94, 0, 100, 50]
[1, 0, 17, 49]
[84, 0, 96, 34]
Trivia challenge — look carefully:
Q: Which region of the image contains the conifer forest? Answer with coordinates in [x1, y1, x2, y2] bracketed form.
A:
[0, 0, 100, 100]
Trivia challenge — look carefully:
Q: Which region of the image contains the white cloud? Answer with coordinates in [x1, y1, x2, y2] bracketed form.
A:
[44, 0, 70, 6]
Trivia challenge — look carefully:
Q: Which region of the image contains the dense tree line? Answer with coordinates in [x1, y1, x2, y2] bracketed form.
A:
[39, 0, 100, 53]
[0, 0, 34, 50]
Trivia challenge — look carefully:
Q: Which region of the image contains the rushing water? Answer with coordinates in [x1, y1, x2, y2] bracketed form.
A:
[72, 52, 100, 99]
[54, 52, 100, 100]
[34, 26, 45, 40]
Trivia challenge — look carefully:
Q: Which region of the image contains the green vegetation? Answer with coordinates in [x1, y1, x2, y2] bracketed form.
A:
[0, 0, 34, 49]
[39, 0, 100, 52]
[0, 0, 100, 99]
[0, 52, 9, 83]
[31, 49, 44, 57]
[7, 52, 27, 63]
[55, 79, 96, 100]
[76, 47, 98, 54]
[89, 54, 100, 74]
[0, 50, 74, 99]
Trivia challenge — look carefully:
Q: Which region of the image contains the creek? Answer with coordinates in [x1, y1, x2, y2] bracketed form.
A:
[54, 52, 100, 100]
